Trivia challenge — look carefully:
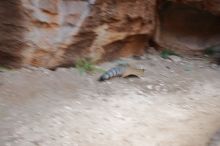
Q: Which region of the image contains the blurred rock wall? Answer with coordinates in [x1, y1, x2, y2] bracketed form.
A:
[0, 0, 220, 68]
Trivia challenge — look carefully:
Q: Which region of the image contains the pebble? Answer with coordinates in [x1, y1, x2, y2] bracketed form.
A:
[183, 89, 188, 93]
[106, 81, 112, 84]
[64, 106, 73, 111]
[210, 63, 218, 69]
[159, 83, 165, 86]
[23, 66, 38, 71]
[168, 55, 182, 63]
[20, 68, 32, 73]
[76, 101, 81, 105]
[5, 142, 12, 146]
[56, 67, 67, 72]
[128, 78, 134, 82]
[137, 90, 144, 95]
[162, 88, 168, 92]
[32, 67, 51, 75]
[132, 55, 145, 60]
[147, 85, 153, 90]
[69, 67, 78, 72]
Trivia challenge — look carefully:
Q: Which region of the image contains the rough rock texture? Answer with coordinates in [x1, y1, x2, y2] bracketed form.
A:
[1, 0, 220, 68]
[169, 0, 220, 15]
[0, 0, 156, 68]
[22, 0, 93, 68]
[0, 1, 27, 67]
[62, 0, 156, 66]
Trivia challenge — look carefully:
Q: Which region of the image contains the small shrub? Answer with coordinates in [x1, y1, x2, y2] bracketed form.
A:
[0, 66, 10, 72]
[160, 49, 180, 59]
[75, 58, 105, 74]
[204, 45, 220, 55]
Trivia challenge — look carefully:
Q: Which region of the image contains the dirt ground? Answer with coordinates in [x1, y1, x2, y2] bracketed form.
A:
[0, 54, 220, 146]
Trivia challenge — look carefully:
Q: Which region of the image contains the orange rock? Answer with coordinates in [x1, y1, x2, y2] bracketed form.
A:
[1, 0, 220, 68]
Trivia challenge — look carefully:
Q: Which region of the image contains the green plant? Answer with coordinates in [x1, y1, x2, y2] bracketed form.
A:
[204, 47, 213, 55]
[75, 58, 105, 74]
[0, 66, 10, 72]
[160, 49, 180, 59]
[204, 45, 220, 56]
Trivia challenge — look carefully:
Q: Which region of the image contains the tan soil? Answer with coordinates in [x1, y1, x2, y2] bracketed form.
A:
[0, 54, 220, 146]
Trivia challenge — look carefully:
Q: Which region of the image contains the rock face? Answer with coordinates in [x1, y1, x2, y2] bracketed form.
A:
[156, 0, 220, 55]
[0, 0, 156, 68]
[62, 0, 156, 66]
[22, 0, 93, 67]
[0, 1, 27, 67]
[0, 0, 220, 68]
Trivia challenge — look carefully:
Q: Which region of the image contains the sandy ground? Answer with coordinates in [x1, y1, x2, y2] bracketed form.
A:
[0, 54, 220, 146]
